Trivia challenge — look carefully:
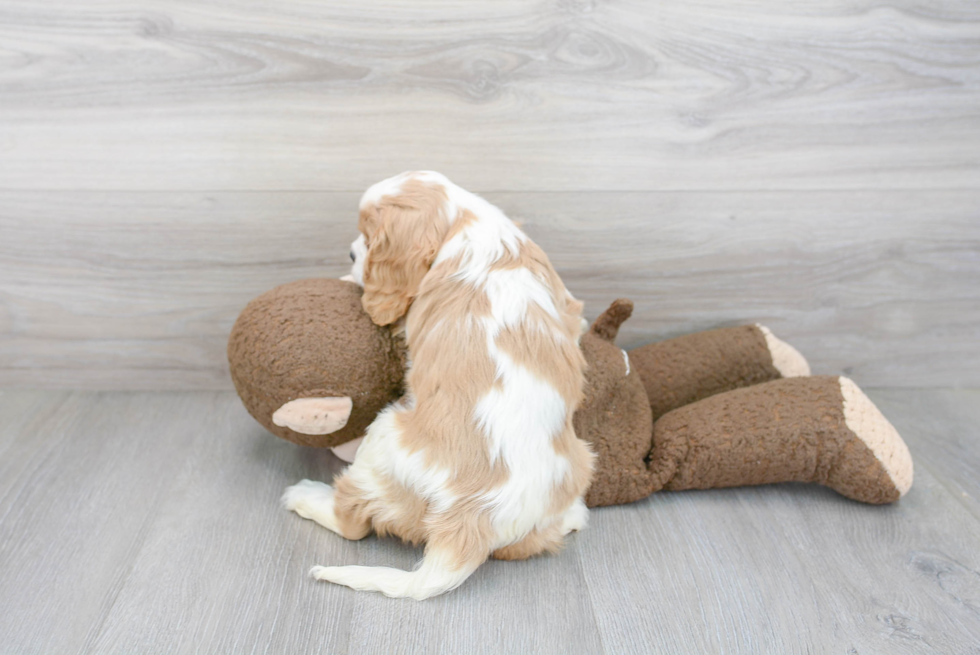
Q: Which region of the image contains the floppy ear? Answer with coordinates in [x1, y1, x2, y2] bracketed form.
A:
[361, 202, 450, 326]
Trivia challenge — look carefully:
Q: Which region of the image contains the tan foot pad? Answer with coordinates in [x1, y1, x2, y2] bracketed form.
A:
[756, 324, 811, 378]
[839, 377, 913, 498]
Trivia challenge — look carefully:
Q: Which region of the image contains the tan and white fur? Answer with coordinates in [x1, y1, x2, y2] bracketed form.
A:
[283, 171, 593, 600]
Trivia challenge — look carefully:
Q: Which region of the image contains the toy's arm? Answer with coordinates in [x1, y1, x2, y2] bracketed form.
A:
[629, 324, 810, 423]
[648, 376, 913, 504]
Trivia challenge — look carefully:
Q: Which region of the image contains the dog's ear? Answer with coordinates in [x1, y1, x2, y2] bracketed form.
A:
[360, 199, 450, 326]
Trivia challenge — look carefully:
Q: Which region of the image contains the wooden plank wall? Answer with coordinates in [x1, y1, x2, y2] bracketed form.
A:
[1, 0, 979, 389]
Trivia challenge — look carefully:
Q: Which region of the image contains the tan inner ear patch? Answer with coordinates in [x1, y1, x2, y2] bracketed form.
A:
[839, 376, 914, 497]
[273, 397, 354, 435]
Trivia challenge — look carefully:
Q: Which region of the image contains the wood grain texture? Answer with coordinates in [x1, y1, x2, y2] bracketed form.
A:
[0, 391, 205, 653]
[2, 190, 978, 389]
[0, 0, 978, 192]
[1, 389, 979, 653]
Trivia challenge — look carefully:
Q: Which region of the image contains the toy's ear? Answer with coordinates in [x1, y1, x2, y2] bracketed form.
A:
[360, 202, 450, 326]
[590, 299, 634, 342]
[272, 396, 353, 435]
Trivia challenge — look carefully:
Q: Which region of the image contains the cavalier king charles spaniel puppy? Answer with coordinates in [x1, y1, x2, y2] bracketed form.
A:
[283, 171, 593, 600]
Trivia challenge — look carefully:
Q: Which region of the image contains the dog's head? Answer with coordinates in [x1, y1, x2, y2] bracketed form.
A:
[351, 172, 453, 326]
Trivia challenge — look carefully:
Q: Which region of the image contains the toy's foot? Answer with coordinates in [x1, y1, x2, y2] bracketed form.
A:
[756, 324, 810, 377]
[837, 376, 913, 500]
[282, 479, 341, 533]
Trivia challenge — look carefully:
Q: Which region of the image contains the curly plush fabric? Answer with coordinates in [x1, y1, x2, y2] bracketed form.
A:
[628, 325, 783, 423]
[228, 279, 406, 448]
[653, 376, 910, 504]
[574, 300, 655, 508]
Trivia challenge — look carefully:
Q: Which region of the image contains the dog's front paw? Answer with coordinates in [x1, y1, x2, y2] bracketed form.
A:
[282, 479, 335, 522]
[561, 497, 589, 535]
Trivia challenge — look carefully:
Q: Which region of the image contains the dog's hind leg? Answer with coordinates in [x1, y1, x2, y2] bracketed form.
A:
[282, 479, 343, 533]
[282, 473, 372, 540]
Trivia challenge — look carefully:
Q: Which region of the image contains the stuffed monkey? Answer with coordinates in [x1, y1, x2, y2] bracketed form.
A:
[228, 279, 912, 507]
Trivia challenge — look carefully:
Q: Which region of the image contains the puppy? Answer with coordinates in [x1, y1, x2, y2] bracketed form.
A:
[283, 171, 593, 600]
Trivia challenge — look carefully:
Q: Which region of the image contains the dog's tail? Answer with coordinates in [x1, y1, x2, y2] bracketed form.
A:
[310, 540, 486, 601]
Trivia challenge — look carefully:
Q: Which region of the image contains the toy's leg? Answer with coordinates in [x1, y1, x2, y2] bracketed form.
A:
[628, 324, 810, 423]
[651, 376, 913, 504]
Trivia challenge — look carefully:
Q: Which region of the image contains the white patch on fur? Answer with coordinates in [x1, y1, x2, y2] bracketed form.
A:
[359, 173, 410, 210]
[621, 349, 630, 376]
[347, 405, 458, 514]
[839, 376, 914, 497]
[483, 268, 560, 330]
[473, 267, 576, 548]
[475, 336, 569, 467]
[349, 234, 367, 286]
[756, 324, 810, 377]
[430, 189, 526, 285]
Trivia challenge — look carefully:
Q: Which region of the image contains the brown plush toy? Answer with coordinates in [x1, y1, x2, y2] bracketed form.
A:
[577, 300, 912, 506]
[228, 279, 406, 449]
[228, 278, 913, 507]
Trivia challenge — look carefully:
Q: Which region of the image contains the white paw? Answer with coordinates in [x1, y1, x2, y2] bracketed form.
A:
[561, 497, 589, 535]
[282, 480, 338, 529]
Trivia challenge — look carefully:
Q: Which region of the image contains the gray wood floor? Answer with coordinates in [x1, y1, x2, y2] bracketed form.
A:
[0, 388, 978, 654]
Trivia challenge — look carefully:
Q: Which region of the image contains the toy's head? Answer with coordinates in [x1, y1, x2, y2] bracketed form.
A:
[228, 279, 407, 448]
